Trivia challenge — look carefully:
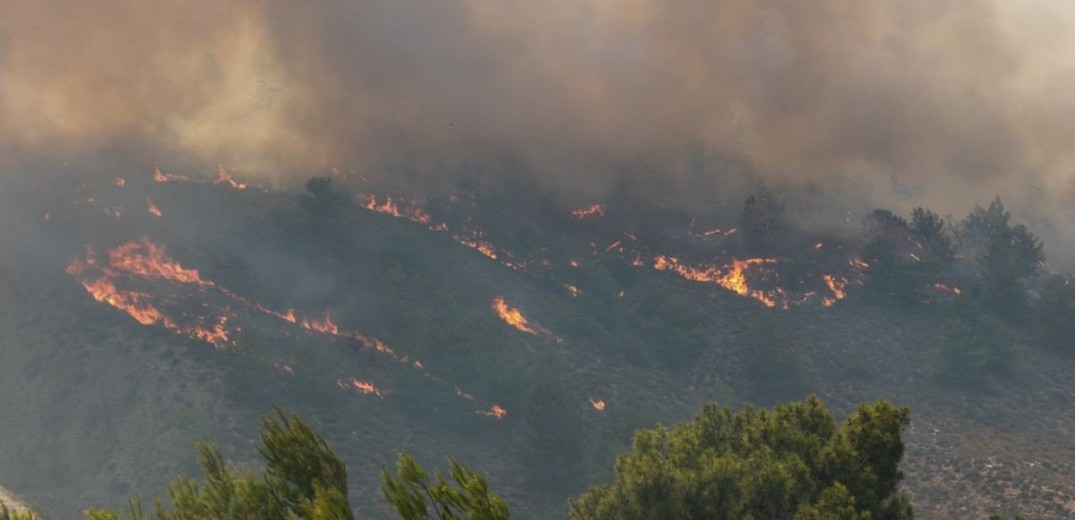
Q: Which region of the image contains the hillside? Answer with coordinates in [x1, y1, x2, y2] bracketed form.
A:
[1, 168, 1074, 519]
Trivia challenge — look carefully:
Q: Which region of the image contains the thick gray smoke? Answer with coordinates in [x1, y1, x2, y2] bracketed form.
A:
[2, 0, 1074, 264]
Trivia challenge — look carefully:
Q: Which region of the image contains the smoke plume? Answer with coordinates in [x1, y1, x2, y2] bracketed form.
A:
[2, 0, 1074, 263]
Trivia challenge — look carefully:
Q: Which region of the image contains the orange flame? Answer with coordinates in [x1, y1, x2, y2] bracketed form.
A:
[478, 405, 507, 419]
[147, 198, 163, 217]
[108, 238, 212, 286]
[652, 256, 785, 308]
[337, 377, 385, 398]
[153, 167, 193, 183]
[823, 275, 848, 303]
[571, 204, 605, 219]
[589, 398, 606, 411]
[66, 254, 231, 347]
[214, 165, 247, 189]
[492, 297, 537, 334]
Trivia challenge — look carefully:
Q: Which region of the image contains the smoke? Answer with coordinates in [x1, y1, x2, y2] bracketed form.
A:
[2, 0, 1075, 263]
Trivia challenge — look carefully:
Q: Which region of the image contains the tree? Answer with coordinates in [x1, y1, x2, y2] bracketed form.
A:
[570, 396, 913, 520]
[909, 207, 955, 273]
[381, 453, 510, 520]
[1034, 275, 1075, 354]
[861, 207, 956, 305]
[959, 198, 1044, 317]
[85, 408, 353, 520]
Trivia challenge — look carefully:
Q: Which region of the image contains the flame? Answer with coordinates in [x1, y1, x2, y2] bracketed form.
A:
[589, 398, 606, 411]
[108, 238, 212, 286]
[214, 165, 247, 189]
[337, 377, 385, 398]
[147, 197, 163, 217]
[850, 258, 870, 269]
[932, 283, 962, 296]
[478, 405, 507, 419]
[821, 271, 847, 305]
[66, 254, 231, 347]
[301, 311, 340, 335]
[115, 177, 126, 187]
[457, 231, 499, 261]
[571, 204, 605, 219]
[618, 289, 625, 298]
[815, 242, 824, 250]
[153, 167, 193, 183]
[492, 297, 537, 335]
[359, 193, 449, 231]
[562, 283, 580, 298]
[570, 260, 580, 268]
[652, 256, 785, 308]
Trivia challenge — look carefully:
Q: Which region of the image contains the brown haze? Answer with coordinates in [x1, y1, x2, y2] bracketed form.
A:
[2, 0, 1074, 264]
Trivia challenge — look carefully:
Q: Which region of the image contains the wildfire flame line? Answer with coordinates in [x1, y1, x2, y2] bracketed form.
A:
[652, 255, 787, 308]
[492, 296, 538, 335]
[571, 204, 605, 219]
[69, 237, 506, 417]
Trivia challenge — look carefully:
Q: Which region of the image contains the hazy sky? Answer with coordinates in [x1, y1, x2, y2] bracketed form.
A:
[2, 0, 1074, 262]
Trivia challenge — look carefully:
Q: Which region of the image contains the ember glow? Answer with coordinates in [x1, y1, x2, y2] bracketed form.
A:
[492, 296, 537, 335]
[571, 204, 605, 219]
[589, 398, 606, 411]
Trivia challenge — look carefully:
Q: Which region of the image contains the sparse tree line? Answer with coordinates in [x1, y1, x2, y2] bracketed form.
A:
[1, 401, 1033, 520]
[739, 189, 1074, 390]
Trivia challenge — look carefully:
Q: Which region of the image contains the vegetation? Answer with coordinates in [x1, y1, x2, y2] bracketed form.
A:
[382, 453, 509, 520]
[570, 396, 913, 520]
[85, 408, 352, 520]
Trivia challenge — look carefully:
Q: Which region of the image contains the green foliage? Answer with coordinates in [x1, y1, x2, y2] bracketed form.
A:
[861, 207, 957, 305]
[381, 453, 510, 520]
[960, 198, 1044, 317]
[910, 207, 956, 273]
[86, 408, 352, 520]
[1034, 275, 1075, 354]
[569, 396, 912, 520]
